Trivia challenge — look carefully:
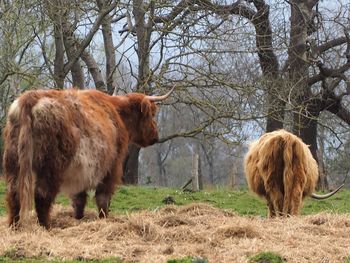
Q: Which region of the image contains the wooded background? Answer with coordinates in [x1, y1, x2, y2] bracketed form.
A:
[0, 0, 349, 190]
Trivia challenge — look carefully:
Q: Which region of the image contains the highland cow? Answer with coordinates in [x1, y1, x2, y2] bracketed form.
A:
[3, 87, 174, 228]
[244, 129, 343, 217]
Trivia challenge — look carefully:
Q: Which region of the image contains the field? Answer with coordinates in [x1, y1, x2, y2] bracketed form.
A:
[0, 179, 350, 262]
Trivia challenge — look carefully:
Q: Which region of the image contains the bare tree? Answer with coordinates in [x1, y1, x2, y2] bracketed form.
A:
[2, 0, 349, 188]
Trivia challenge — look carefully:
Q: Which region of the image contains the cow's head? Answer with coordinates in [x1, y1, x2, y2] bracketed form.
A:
[118, 86, 174, 147]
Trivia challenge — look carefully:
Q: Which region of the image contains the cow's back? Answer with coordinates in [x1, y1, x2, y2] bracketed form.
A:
[245, 132, 285, 197]
[5, 89, 126, 196]
[244, 129, 319, 216]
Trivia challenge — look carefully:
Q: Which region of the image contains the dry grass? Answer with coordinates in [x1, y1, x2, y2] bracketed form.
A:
[1, 203, 350, 262]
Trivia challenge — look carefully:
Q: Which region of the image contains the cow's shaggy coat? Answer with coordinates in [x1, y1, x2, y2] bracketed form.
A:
[3, 88, 171, 228]
[244, 129, 320, 217]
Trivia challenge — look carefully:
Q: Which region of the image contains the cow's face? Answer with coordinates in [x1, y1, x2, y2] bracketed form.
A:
[122, 94, 159, 147]
[120, 86, 174, 147]
[136, 98, 159, 147]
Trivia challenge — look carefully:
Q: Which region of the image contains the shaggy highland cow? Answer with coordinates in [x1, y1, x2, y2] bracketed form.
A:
[244, 129, 343, 217]
[3, 87, 174, 228]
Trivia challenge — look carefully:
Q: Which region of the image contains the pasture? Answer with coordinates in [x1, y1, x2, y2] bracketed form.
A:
[0, 179, 350, 262]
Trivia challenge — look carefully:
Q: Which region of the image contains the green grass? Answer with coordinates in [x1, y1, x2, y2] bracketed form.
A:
[0, 256, 209, 263]
[0, 178, 349, 217]
[1, 247, 123, 262]
[167, 257, 209, 263]
[249, 251, 286, 263]
[344, 256, 350, 263]
[0, 179, 6, 215]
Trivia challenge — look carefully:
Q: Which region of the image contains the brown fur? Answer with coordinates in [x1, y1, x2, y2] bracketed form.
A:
[244, 129, 318, 217]
[3, 89, 161, 228]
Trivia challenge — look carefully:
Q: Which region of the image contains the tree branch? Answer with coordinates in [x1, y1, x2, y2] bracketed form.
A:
[63, 1, 117, 75]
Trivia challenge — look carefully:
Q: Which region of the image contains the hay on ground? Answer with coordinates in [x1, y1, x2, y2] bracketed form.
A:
[0, 203, 349, 262]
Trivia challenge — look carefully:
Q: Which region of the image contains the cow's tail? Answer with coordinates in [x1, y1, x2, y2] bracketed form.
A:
[282, 135, 297, 215]
[17, 101, 35, 223]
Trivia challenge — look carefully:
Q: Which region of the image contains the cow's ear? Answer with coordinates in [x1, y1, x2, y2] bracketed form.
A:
[141, 98, 151, 115]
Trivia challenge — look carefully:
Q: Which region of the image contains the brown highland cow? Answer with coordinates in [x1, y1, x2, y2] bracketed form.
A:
[3, 86, 174, 228]
[244, 129, 343, 217]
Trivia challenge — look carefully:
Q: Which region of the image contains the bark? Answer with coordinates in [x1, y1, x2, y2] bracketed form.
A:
[81, 51, 106, 91]
[288, 1, 330, 189]
[156, 148, 168, 187]
[44, 0, 116, 88]
[44, 0, 65, 88]
[123, 0, 154, 184]
[53, 22, 65, 88]
[288, 1, 318, 149]
[250, 1, 283, 132]
[208, 159, 214, 185]
[133, 0, 153, 89]
[96, 0, 117, 95]
[123, 144, 140, 185]
[198, 154, 203, 190]
[62, 1, 118, 77]
[62, 20, 85, 89]
[317, 128, 329, 190]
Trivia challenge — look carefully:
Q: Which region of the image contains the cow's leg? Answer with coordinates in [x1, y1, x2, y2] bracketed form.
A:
[71, 191, 87, 219]
[265, 179, 284, 217]
[4, 147, 20, 227]
[268, 189, 284, 217]
[95, 162, 121, 218]
[288, 186, 303, 216]
[95, 178, 114, 219]
[6, 180, 20, 227]
[34, 178, 59, 229]
[266, 195, 276, 218]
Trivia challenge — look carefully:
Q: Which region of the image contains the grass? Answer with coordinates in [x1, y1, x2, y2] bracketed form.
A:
[249, 252, 286, 263]
[0, 178, 349, 217]
[167, 257, 209, 263]
[66, 184, 349, 217]
[0, 257, 209, 263]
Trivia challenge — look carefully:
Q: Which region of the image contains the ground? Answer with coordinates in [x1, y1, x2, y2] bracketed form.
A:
[0, 203, 349, 263]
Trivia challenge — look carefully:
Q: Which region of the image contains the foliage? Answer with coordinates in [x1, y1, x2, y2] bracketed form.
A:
[248, 252, 286, 263]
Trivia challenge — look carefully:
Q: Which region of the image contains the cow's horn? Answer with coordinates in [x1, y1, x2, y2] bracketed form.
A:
[145, 85, 175, 102]
[311, 183, 345, 200]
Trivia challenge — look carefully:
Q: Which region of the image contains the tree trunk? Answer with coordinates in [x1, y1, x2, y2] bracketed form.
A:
[123, 0, 154, 185]
[208, 157, 214, 185]
[265, 90, 285, 132]
[123, 144, 140, 185]
[81, 51, 106, 91]
[248, 1, 284, 132]
[288, 1, 317, 149]
[62, 21, 85, 89]
[288, 0, 326, 189]
[156, 150, 168, 187]
[198, 154, 203, 190]
[53, 23, 65, 88]
[97, 0, 117, 95]
[317, 128, 329, 191]
[44, 0, 65, 88]
[297, 115, 318, 160]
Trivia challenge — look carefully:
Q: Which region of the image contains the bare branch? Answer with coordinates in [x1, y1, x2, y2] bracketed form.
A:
[63, 1, 117, 75]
